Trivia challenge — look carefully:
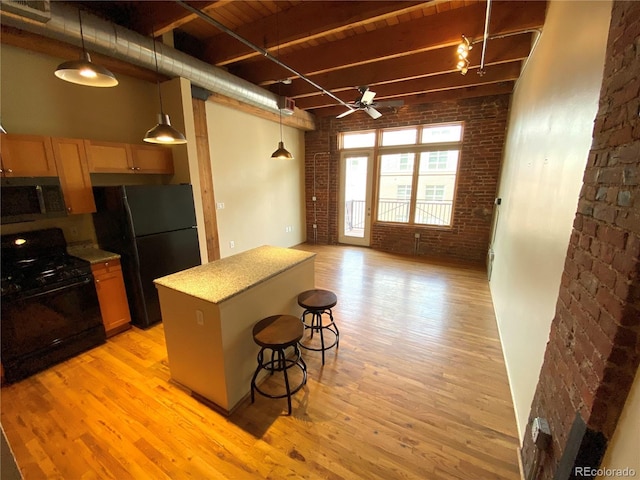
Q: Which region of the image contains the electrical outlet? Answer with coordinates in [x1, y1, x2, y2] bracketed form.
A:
[217, 202, 225, 209]
[229, 240, 235, 248]
[312, 224, 317, 229]
[312, 196, 317, 201]
[196, 310, 204, 326]
[414, 233, 420, 238]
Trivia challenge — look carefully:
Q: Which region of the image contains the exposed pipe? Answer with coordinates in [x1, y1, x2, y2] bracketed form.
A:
[478, 0, 492, 75]
[0, 2, 281, 113]
[174, 1, 355, 113]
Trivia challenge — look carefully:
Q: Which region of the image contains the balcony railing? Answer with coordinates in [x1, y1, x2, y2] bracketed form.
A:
[345, 199, 452, 230]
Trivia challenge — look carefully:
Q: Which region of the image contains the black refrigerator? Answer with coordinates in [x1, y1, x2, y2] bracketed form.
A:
[92, 184, 202, 329]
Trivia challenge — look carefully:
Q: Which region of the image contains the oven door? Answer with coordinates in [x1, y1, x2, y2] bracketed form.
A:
[1, 275, 106, 383]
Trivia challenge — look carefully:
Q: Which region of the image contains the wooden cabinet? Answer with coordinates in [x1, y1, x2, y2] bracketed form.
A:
[0, 134, 58, 177]
[51, 137, 96, 214]
[85, 140, 174, 174]
[130, 144, 174, 174]
[91, 259, 132, 337]
[84, 140, 132, 173]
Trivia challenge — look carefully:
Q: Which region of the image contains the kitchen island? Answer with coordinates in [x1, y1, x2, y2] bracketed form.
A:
[154, 245, 315, 414]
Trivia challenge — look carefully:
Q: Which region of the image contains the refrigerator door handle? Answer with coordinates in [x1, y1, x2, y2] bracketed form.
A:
[123, 196, 149, 323]
[123, 197, 142, 271]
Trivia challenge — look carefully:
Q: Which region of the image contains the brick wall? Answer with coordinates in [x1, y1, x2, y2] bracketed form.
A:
[305, 94, 510, 263]
[522, 2, 640, 478]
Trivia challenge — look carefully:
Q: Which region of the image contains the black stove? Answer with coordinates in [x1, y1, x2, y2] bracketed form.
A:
[2, 253, 93, 296]
[1, 228, 105, 383]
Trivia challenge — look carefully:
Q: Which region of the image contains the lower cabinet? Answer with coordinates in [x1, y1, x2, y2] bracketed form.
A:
[91, 259, 132, 337]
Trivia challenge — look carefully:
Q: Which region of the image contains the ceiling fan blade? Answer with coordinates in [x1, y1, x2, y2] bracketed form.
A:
[365, 106, 382, 119]
[361, 89, 376, 105]
[336, 108, 357, 119]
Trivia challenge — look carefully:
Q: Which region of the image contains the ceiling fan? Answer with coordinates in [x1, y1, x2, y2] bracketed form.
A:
[336, 86, 404, 119]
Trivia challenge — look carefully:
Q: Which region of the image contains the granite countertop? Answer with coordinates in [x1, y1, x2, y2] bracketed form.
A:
[154, 245, 316, 304]
[68, 244, 120, 264]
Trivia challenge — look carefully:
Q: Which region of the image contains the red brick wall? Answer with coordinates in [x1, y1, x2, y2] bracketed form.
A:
[305, 95, 510, 263]
[522, 1, 640, 477]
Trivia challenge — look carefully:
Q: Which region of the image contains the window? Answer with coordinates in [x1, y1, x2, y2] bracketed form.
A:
[397, 185, 412, 200]
[378, 153, 415, 223]
[339, 123, 462, 227]
[426, 151, 448, 170]
[424, 185, 445, 201]
[342, 131, 375, 149]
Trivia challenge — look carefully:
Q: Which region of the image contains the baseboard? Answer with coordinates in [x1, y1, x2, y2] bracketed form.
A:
[518, 447, 526, 480]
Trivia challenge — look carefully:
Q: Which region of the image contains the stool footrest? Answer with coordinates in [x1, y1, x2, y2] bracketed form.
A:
[250, 344, 307, 415]
[299, 308, 340, 365]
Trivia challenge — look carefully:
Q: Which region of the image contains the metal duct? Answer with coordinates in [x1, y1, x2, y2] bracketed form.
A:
[0, 2, 280, 113]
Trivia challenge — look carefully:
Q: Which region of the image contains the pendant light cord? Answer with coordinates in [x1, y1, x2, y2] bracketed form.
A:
[276, 8, 283, 143]
[78, 9, 86, 54]
[151, 13, 164, 115]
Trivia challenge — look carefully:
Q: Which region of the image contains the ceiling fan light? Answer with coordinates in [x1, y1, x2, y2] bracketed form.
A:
[144, 113, 187, 145]
[55, 51, 118, 87]
[271, 141, 294, 159]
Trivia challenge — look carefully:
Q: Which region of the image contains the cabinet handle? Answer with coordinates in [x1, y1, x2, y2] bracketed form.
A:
[130, 167, 136, 171]
[6, 168, 12, 173]
[67, 207, 72, 213]
[0, 168, 3, 174]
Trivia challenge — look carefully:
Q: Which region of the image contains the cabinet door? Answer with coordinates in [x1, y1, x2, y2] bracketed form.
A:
[51, 138, 96, 214]
[85, 140, 134, 173]
[92, 260, 131, 336]
[130, 145, 174, 174]
[0, 134, 57, 177]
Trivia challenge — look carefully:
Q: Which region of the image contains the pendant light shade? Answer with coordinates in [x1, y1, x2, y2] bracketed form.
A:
[271, 141, 293, 159]
[144, 28, 187, 146]
[55, 11, 118, 87]
[144, 113, 187, 145]
[55, 51, 119, 87]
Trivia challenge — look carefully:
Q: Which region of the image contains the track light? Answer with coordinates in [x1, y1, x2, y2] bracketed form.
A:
[55, 10, 118, 87]
[455, 35, 471, 76]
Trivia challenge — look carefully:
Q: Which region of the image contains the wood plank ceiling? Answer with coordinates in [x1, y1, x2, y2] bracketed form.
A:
[28, 1, 548, 118]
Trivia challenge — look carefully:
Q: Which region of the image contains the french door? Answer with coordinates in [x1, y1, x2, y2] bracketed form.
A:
[338, 152, 373, 246]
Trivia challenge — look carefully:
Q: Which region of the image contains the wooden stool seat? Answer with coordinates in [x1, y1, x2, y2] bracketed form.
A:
[297, 289, 340, 365]
[253, 314, 304, 349]
[297, 289, 338, 311]
[250, 314, 307, 415]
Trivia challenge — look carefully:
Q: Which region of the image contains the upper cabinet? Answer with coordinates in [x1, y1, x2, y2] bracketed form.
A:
[130, 144, 174, 174]
[85, 140, 174, 174]
[0, 134, 58, 177]
[51, 138, 96, 214]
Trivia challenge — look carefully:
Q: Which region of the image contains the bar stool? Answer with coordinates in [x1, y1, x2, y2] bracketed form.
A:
[250, 314, 307, 415]
[297, 289, 340, 365]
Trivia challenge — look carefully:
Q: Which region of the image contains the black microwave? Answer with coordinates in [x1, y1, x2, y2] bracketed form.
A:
[1, 177, 67, 224]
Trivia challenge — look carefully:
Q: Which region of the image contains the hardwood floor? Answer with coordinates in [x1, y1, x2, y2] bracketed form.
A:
[1, 244, 520, 479]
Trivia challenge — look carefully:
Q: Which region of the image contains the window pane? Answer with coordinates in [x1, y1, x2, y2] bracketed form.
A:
[343, 132, 376, 149]
[343, 156, 368, 238]
[421, 124, 462, 144]
[381, 128, 417, 146]
[377, 153, 415, 223]
[415, 151, 458, 226]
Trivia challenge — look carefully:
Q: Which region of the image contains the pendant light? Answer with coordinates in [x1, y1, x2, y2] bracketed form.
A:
[143, 34, 187, 145]
[54, 10, 118, 87]
[270, 10, 293, 160]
